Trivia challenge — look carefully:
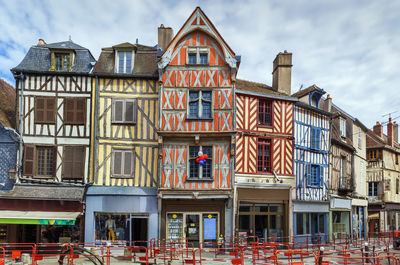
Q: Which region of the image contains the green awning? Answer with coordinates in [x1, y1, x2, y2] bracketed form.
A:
[0, 219, 75, 225]
[0, 211, 80, 225]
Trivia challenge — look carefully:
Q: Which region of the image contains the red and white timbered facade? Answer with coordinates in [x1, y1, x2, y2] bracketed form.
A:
[158, 7, 238, 243]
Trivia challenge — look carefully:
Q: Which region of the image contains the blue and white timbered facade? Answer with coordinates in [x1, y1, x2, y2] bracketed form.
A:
[292, 86, 331, 243]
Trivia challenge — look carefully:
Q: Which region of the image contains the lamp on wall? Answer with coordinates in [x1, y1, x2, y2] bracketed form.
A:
[8, 168, 17, 181]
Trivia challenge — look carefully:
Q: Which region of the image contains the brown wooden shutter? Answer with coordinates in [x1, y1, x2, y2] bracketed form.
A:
[23, 145, 35, 176]
[63, 146, 73, 178]
[113, 151, 122, 175]
[76, 98, 86, 124]
[35, 98, 45, 123]
[65, 98, 74, 123]
[46, 98, 56, 123]
[73, 146, 84, 179]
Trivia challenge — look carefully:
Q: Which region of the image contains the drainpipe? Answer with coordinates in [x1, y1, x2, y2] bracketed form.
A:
[12, 72, 25, 182]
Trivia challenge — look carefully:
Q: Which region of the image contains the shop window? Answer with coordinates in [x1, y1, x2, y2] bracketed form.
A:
[296, 213, 310, 235]
[188, 145, 213, 179]
[186, 47, 209, 65]
[258, 100, 272, 126]
[112, 149, 134, 178]
[188, 91, 212, 119]
[63, 146, 85, 180]
[35, 97, 56, 124]
[112, 99, 138, 124]
[116, 51, 133, 73]
[167, 213, 183, 241]
[257, 138, 271, 173]
[310, 127, 321, 150]
[0, 225, 6, 243]
[94, 213, 131, 241]
[64, 98, 86, 124]
[369, 182, 379, 198]
[41, 216, 81, 243]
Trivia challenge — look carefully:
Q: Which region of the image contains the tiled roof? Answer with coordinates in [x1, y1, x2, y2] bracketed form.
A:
[93, 42, 158, 77]
[11, 40, 96, 74]
[236, 79, 282, 96]
[0, 79, 16, 128]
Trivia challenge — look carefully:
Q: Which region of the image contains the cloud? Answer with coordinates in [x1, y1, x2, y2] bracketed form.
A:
[0, 0, 399, 127]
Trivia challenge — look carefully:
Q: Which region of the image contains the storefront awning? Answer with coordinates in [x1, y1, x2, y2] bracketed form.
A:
[0, 211, 80, 225]
[368, 213, 379, 219]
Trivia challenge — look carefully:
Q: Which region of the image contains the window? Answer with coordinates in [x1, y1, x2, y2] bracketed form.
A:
[112, 99, 137, 124]
[186, 47, 208, 65]
[37, 146, 55, 177]
[64, 98, 86, 124]
[117, 51, 133, 73]
[188, 146, 213, 179]
[188, 91, 212, 119]
[340, 156, 347, 186]
[63, 146, 85, 180]
[397, 179, 399, 194]
[35, 97, 56, 124]
[369, 182, 379, 198]
[358, 127, 362, 149]
[258, 100, 272, 126]
[112, 149, 134, 178]
[369, 150, 377, 160]
[307, 164, 322, 187]
[340, 118, 346, 137]
[396, 155, 399, 165]
[52, 53, 71, 71]
[257, 138, 271, 173]
[310, 127, 321, 150]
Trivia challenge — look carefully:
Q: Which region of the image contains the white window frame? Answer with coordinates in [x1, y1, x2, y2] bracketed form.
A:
[188, 145, 213, 180]
[187, 90, 213, 119]
[111, 149, 134, 178]
[112, 99, 138, 124]
[115, 50, 134, 73]
[186, 47, 209, 65]
[340, 118, 346, 137]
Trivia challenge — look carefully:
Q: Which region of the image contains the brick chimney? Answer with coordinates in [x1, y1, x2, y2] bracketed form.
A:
[158, 24, 173, 52]
[272, 51, 292, 96]
[37, 39, 46, 46]
[373, 121, 383, 138]
[388, 118, 394, 146]
[324, 94, 332, 112]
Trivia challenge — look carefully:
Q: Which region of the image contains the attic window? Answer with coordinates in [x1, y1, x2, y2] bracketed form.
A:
[116, 51, 133, 74]
[50, 52, 73, 72]
[187, 47, 208, 65]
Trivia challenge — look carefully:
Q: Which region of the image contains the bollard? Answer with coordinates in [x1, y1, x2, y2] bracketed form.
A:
[365, 242, 369, 263]
[318, 246, 324, 265]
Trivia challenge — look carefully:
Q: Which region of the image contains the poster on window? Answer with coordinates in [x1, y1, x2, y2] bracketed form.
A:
[203, 217, 216, 240]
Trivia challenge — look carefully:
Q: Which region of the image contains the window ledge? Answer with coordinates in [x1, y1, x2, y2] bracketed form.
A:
[186, 178, 214, 182]
[186, 117, 213, 121]
[306, 186, 323, 189]
[186, 63, 209, 66]
[258, 124, 273, 128]
[111, 175, 133, 179]
[111, 122, 137, 125]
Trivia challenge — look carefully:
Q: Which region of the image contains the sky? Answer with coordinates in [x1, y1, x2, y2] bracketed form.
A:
[0, 0, 399, 129]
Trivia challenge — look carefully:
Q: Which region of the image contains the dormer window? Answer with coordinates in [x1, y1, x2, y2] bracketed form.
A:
[50, 51, 73, 72]
[340, 117, 346, 137]
[116, 51, 133, 73]
[187, 47, 208, 65]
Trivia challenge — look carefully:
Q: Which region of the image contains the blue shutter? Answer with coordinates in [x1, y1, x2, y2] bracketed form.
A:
[310, 127, 316, 149]
[306, 164, 311, 187]
[316, 128, 321, 150]
[319, 166, 323, 187]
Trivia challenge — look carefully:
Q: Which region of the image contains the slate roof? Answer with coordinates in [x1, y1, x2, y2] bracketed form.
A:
[291, 84, 325, 98]
[93, 42, 158, 78]
[0, 79, 16, 128]
[11, 40, 96, 74]
[235, 79, 297, 101]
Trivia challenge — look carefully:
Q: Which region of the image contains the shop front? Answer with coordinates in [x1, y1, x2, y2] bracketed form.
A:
[293, 201, 329, 244]
[235, 186, 291, 242]
[85, 186, 158, 244]
[330, 197, 351, 239]
[351, 198, 368, 239]
[161, 197, 230, 247]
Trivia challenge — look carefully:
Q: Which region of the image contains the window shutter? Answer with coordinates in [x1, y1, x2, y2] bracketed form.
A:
[125, 101, 134, 123]
[63, 147, 74, 178]
[35, 98, 45, 123]
[310, 127, 316, 149]
[132, 100, 138, 124]
[306, 164, 311, 187]
[113, 151, 122, 175]
[73, 146, 84, 179]
[316, 128, 321, 149]
[23, 145, 35, 176]
[319, 166, 323, 187]
[114, 100, 124, 122]
[123, 151, 132, 175]
[76, 98, 86, 124]
[65, 98, 74, 123]
[46, 98, 55, 123]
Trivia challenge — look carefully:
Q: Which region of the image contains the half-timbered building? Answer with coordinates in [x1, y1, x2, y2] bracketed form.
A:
[85, 42, 159, 243]
[291, 85, 331, 243]
[157, 7, 239, 245]
[234, 51, 296, 240]
[7, 39, 95, 242]
[367, 119, 400, 234]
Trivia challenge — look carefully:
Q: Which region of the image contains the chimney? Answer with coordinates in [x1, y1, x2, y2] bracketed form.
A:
[373, 121, 383, 138]
[272, 50, 292, 96]
[37, 39, 46, 46]
[325, 94, 332, 112]
[158, 24, 173, 52]
[388, 118, 394, 146]
[394, 121, 398, 144]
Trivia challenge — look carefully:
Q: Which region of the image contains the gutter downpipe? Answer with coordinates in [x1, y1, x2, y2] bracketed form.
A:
[12, 72, 25, 182]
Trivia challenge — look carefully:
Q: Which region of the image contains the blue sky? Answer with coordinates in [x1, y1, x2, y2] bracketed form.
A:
[0, 0, 399, 129]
